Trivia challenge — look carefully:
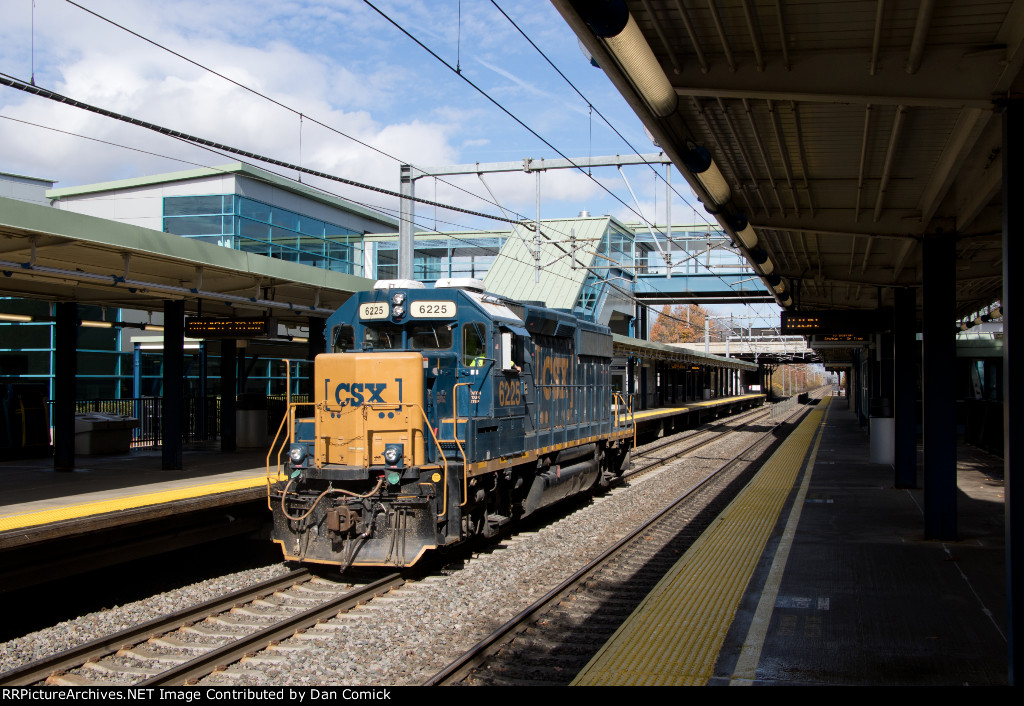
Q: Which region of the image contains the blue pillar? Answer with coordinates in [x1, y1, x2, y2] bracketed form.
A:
[307, 316, 326, 400]
[162, 300, 184, 470]
[894, 287, 918, 488]
[220, 339, 237, 453]
[53, 302, 77, 472]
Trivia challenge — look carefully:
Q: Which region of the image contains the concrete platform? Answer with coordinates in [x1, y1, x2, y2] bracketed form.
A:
[0, 395, 764, 548]
[574, 395, 1007, 686]
[0, 444, 272, 548]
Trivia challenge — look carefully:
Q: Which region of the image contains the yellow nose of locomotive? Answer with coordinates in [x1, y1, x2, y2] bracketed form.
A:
[314, 351, 426, 468]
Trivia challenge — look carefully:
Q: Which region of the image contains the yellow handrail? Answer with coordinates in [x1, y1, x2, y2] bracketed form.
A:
[266, 401, 317, 509]
[450, 382, 470, 507]
[612, 392, 636, 447]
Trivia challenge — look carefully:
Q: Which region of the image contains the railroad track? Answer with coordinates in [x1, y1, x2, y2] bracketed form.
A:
[423, 395, 822, 686]
[1, 396, 820, 687]
[0, 569, 404, 686]
[628, 405, 771, 477]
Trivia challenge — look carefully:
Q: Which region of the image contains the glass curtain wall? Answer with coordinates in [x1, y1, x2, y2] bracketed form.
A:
[574, 222, 634, 319]
[0, 299, 127, 399]
[373, 237, 505, 282]
[163, 195, 364, 275]
[633, 226, 744, 275]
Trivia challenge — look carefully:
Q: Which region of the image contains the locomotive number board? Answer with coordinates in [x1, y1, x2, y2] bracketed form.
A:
[359, 302, 390, 320]
[409, 301, 456, 318]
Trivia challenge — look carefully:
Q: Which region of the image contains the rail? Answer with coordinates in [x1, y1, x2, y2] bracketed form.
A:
[613, 391, 636, 447]
[270, 399, 450, 515]
[53, 394, 311, 448]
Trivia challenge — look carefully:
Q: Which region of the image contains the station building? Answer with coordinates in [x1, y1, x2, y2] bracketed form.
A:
[1, 163, 752, 408]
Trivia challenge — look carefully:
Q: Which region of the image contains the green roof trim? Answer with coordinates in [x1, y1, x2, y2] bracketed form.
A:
[46, 162, 398, 229]
[0, 196, 373, 295]
[1, 171, 57, 184]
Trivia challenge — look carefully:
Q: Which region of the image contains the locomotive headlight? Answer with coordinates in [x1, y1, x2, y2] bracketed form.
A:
[384, 443, 403, 470]
[391, 292, 406, 305]
[392, 305, 405, 318]
[289, 443, 308, 466]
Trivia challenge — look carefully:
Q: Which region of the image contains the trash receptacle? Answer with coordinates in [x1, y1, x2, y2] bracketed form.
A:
[869, 397, 894, 464]
[236, 393, 268, 448]
[74, 413, 138, 455]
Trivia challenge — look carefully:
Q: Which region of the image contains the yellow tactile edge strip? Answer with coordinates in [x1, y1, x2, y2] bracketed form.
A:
[0, 474, 268, 532]
[620, 394, 765, 424]
[572, 397, 831, 686]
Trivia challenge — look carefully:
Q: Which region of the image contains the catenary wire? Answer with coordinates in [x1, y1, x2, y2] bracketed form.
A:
[60, 0, 527, 223]
[0, 72, 531, 229]
[55, 0, 737, 291]
[488, 0, 714, 228]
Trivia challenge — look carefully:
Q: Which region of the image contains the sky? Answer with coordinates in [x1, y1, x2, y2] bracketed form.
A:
[0, 0, 781, 329]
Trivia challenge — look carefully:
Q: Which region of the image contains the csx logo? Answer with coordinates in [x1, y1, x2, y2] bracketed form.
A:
[539, 353, 572, 401]
[333, 382, 387, 407]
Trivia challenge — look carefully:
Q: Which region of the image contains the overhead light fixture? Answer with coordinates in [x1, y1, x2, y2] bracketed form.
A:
[604, 15, 678, 116]
[750, 249, 775, 275]
[144, 324, 164, 332]
[81, 320, 113, 329]
[0, 313, 33, 323]
[574, 0, 678, 118]
[683, 143, 731, 208]
[735, 225, 758, 249]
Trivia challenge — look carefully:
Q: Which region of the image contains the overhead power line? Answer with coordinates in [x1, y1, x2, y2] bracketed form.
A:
[0, 72, 531, 229]
[60, 0, 527, 222]
[488, 0, 713, 228]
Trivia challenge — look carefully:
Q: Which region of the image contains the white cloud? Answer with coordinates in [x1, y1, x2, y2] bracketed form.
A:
[0, 0, 672, 228]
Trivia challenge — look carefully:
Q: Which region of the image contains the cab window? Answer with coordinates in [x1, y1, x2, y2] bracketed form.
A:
[499, 328, 522, 373]
[332, 324, 354, 353]
[463, 322, 487, 366]
[409, 323, 454, 350]
[363, 323, 402, 349]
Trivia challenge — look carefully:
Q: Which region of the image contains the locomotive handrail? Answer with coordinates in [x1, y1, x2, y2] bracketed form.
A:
[612, 392, 636, 447]
[266, 401, 317, 509]
[450, 382, 470, 508]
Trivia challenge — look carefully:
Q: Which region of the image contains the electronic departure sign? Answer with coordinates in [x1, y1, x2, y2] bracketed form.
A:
[185, 317, 278, 339]
[817, 333, 869, 343]
[781, 309, 891, 336]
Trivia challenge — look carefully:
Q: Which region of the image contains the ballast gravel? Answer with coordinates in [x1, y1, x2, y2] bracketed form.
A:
[0, 414, 775, 685]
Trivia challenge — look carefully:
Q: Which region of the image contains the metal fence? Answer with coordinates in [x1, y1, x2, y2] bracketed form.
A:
[769, 395, 800, 422]
[67, 394, 310, 447]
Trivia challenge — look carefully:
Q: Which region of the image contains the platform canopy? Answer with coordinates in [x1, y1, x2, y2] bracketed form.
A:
[0, 196, 370, 325]
[554, 0, 1016, 318]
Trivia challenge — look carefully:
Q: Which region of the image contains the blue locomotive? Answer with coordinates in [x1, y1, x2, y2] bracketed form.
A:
[269, 278, 634, 568]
